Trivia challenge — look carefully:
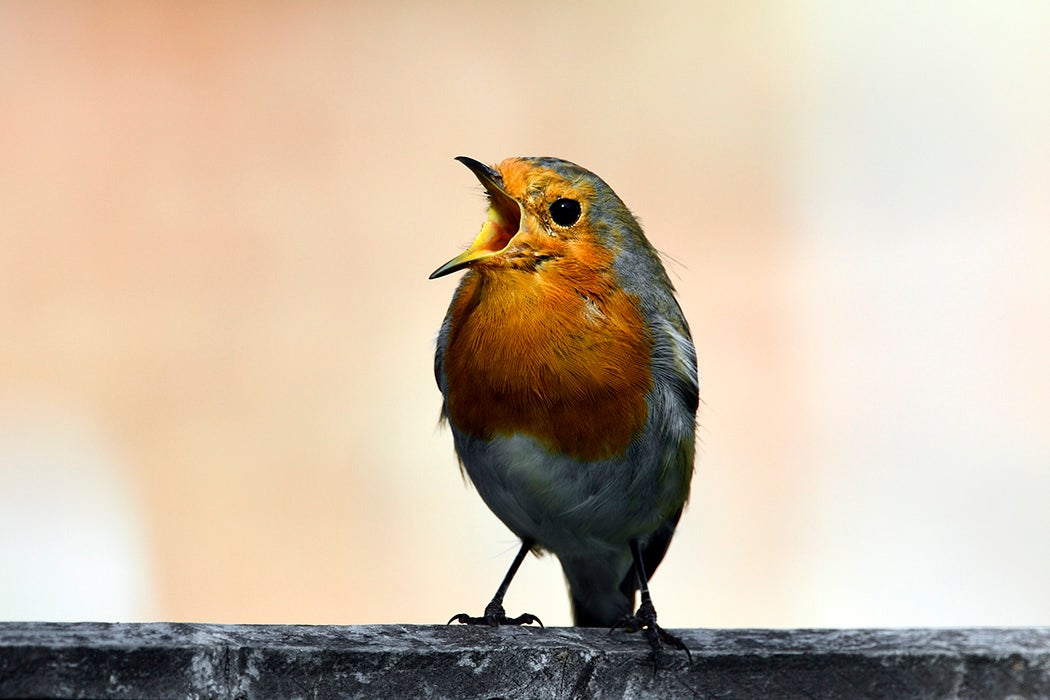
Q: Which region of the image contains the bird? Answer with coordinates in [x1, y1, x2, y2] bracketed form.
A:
[430, 156, 698, 664]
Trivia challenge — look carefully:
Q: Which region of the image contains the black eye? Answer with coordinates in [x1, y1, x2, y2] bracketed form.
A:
[549, 198, 582, 227]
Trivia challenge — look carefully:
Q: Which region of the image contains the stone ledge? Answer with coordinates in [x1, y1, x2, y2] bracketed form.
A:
[2, 623, 1049, 699]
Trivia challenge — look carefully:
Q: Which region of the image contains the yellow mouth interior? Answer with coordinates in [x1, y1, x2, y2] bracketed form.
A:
[472, 190, 521, 257]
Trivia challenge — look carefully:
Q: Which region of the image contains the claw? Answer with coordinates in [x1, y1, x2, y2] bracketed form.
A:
[504, 613, 544, 627]
[447, 605, 543, 628]
[611, 600, 691, 672]
[447, 612, 480, 625]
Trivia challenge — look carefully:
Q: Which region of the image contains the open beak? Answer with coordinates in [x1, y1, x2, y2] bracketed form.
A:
[429, 156, 524, 279]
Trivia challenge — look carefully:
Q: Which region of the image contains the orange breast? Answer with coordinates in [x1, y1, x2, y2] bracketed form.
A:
[443, 262, 652, 462]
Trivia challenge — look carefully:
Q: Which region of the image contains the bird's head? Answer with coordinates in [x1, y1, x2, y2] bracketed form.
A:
[430, 156, 632, 280]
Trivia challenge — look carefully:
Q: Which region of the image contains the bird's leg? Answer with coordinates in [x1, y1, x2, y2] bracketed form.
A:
[614, 539, 691, 670]
[448, 539, 543, 628]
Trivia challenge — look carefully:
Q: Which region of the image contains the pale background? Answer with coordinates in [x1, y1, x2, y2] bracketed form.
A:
[2, 2, 1048, 628]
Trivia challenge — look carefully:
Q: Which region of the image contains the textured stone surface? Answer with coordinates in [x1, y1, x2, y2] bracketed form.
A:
[2, 623, 1050, 699]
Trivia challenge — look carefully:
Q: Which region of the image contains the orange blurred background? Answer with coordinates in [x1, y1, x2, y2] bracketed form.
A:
[2, 2, 1048, 627]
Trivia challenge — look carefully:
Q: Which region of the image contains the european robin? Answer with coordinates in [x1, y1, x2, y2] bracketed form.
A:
[431, 156, 698, 662]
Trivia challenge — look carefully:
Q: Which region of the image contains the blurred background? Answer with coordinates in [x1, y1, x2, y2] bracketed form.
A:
[2, 2, 1048, 628]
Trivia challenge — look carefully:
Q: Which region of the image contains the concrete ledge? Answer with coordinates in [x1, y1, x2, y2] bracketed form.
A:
[2, 623, 1049, 699]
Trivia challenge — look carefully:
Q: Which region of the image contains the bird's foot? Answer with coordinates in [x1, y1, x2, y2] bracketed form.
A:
[447, 600, 543, 628]
[613, 600, 692, 671]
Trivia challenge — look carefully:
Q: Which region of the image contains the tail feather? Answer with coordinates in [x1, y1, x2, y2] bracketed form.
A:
[571, 589, 632, 628]
[567, 507, 684, 627]
[618, 507, 682, 602]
